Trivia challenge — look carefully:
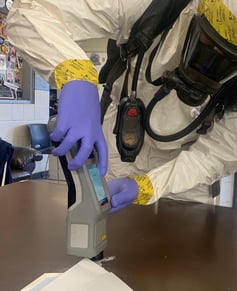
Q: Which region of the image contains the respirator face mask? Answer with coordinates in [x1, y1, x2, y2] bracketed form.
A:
[176, 14, 237, 106]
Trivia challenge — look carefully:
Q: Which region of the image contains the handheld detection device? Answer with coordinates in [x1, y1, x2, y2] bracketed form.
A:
[48, 116, 111, 260]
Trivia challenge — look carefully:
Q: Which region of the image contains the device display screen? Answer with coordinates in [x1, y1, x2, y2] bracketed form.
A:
[87, 163, 108, 206]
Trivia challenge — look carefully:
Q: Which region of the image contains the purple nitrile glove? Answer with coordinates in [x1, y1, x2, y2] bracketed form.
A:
[107, 178, 138, 213]
[50, 80, 108, 176]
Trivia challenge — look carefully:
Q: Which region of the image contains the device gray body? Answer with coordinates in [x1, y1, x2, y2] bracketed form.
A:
[66, 150, 111, 258]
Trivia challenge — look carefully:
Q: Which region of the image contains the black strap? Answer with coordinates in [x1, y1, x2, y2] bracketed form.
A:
[128, 0, 191, 54]
[100, 56, 127, 123]
[100, 0, 192, 123]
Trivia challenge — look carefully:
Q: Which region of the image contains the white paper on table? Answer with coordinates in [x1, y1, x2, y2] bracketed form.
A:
[41, 258, 133, 291]
[21, 273, 61, 291]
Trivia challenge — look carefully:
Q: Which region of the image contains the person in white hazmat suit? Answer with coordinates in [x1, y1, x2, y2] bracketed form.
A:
[6, 0, 237, 213]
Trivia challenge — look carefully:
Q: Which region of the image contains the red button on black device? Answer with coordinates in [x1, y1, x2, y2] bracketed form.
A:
[127, 108, 138, 116]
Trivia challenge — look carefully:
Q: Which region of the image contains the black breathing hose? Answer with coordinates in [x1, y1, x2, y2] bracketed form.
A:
[144, 83, 228, 142]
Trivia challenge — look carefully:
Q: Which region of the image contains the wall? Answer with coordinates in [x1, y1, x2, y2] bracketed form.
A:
[0, 73, 50, 174]
[219, 174, 235, 207]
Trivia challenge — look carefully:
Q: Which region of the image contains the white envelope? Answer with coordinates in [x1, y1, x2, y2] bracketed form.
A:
[40, 258, 133, 291]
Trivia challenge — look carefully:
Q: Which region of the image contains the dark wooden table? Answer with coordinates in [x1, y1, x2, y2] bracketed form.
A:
[0, 180, 237, 291]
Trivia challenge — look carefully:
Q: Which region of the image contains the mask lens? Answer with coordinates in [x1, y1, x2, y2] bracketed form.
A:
[182, 15, 237, 88]
[189, 39, 237, 82]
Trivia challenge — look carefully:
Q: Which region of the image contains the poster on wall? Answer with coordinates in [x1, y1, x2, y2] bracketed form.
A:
[0, 69, 5, 79]
[0, 53, 6, 69]
[6, 69, 14, 82]
[0, 10, 23, 99]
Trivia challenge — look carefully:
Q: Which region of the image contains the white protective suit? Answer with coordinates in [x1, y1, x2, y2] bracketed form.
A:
[6, 0, 237, 204]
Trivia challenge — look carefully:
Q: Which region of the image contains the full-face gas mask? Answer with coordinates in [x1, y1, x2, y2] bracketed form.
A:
[176, 14, 237, 106]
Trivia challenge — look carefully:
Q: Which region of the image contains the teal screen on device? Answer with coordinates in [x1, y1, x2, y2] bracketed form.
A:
[87, 164, 108, 206]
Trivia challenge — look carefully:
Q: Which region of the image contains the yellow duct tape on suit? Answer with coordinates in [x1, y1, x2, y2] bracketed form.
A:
[198, 0, 237, 46]
[54, 59, 98, 89]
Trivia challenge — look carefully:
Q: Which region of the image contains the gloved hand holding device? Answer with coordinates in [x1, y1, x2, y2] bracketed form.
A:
[107, 177, 139, 213]
[50, 80, 108, 176]
[107, 175, 155, 213]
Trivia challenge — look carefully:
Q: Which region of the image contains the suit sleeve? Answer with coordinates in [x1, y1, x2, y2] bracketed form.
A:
[6, 0, 150, 86]
[146, 110, 237, 203]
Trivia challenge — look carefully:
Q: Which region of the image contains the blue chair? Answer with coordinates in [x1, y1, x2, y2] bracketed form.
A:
[27, 123, 52, 154]
[0, 139, 14, 186]
[27, 123, 53, 178]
